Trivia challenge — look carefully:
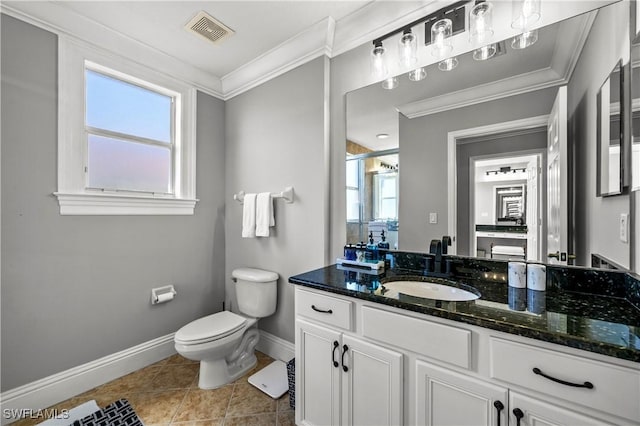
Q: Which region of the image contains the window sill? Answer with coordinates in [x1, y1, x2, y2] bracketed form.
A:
[54, 192, 198, 215]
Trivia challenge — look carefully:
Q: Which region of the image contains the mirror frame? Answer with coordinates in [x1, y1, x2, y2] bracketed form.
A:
[596, 59, 626, 197]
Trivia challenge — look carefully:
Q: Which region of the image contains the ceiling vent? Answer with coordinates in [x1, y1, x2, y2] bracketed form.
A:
[185, 11, 234, 45]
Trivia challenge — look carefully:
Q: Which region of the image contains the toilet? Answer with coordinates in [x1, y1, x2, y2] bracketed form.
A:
[174, 267, 278, 389]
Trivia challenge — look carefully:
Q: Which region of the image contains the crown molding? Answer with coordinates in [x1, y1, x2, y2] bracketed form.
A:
[549, 11, 597, 82]
[0, 2, 225, 99]
[398, 67, 566, 119]
[220, 17, 335, 100]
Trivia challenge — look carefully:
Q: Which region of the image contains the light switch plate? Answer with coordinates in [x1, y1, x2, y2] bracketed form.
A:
[429, 212, 438, 224]
[620, 213, 629, 243]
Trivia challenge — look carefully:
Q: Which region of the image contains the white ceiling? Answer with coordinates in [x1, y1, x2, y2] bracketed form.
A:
[54, 1, 370, 78]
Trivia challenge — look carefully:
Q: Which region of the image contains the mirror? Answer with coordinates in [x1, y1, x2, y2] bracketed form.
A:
[346, 1, 633, 270]
[596, 60, 624, 196]
[495, 185, 526, 224]
[632, 30, 640, 191]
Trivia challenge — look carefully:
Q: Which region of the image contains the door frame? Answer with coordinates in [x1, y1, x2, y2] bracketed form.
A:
[447, 115, 549, 254]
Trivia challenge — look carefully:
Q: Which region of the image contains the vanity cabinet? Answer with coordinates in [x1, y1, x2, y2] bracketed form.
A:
[293, 287, 640, 426]
[295, 290, 403, 426]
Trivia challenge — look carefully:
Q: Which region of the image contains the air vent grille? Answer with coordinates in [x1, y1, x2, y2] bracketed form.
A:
[185, 11, 234, 45]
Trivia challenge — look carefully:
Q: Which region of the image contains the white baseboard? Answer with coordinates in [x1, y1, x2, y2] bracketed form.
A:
[256, 329, 295, 363]
[0, 333, 176, 425]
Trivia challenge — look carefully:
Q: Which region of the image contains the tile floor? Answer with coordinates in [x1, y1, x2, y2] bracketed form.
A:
[12, 352, 294, 426]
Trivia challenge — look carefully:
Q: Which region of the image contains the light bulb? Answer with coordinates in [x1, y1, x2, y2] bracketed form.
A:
[438, 57, 458, 72]
[398, 29, 418, 68]
[511, 29, 538, 49]
[473, 44, 496, 61]
[370, 41, 387, 80]
[408, 67, 427, 82]
[431, 18, 453, 59]
[470, 2, 494, 45]
[382, 77, 399, 90]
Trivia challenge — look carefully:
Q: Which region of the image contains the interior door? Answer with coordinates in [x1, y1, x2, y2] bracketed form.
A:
[526, 155, 541, 261]
[547, 86, 568, 265]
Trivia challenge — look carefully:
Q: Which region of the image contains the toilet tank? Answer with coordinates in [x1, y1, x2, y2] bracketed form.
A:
[232, 268, 278, 318]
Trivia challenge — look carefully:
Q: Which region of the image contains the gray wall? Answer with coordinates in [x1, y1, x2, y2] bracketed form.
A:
[224, 57, 328, 344]
[568, 1, 631, 268]
[398, 88, 556, 253]
[1, 15, 226, 391]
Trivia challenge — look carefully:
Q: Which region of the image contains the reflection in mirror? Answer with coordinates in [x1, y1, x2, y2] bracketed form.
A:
[346, 1, 633, 270]
[597, 60, 624, 196]
[632, 42, 640, 191]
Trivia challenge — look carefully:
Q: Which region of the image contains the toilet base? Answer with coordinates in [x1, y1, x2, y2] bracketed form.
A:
[198, 353, 257, 389]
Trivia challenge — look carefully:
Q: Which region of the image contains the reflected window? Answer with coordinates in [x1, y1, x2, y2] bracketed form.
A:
[374, 173, 398, 220]
[346, 159, 360, 221]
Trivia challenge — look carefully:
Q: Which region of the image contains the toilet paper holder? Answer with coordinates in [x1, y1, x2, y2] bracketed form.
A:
[151, 285, 177, 305]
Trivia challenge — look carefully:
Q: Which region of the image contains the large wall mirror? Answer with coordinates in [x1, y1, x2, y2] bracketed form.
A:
[346, 0, 634, 270]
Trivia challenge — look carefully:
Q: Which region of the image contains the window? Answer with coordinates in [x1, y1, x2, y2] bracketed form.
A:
[346, 158, 360, 222]
[374, 173, 398, 220]
[56, 37, 197, 215]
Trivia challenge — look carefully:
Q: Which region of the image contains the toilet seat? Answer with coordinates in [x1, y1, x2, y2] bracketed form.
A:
[175, 311, 247, 345]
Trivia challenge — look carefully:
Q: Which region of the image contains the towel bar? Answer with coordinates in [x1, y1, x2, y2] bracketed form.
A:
[234, 186, 294, 204]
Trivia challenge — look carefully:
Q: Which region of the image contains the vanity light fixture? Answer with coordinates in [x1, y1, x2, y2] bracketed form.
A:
[369, 1, 467, 81]
[370, 40, 388, 80]
[469, 1, 496, 61]
[398, 29, 418, 68]
[511, 0, 540, 49]
[511, 29, 538, 49]
[485, 166, 526, 176]
[438, 57, 459, 71]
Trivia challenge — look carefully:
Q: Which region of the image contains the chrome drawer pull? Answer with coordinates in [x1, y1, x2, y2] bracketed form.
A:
[532, 367, 594, 389]
[311, 304, 333, 314]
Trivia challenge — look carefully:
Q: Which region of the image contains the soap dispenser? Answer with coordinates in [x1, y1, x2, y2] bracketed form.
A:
[377, 230, 390, 249]
[366, 231, 379, 261]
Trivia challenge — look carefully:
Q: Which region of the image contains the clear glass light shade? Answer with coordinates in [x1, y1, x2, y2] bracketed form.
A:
[370, 43, 388, 80]
[438, 57, 458, 71]
[431, 18, 453, 59]
[511, 29, 538, 49]
[382, 76, 399, 90]
[408, 67, 427, 82]
[469, 2, 494, 45]
[511, 0, 541, 30]
[398, 30, 418, 68]
[473, 44, 496, 61]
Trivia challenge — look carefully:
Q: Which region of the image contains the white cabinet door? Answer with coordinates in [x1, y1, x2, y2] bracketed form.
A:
[509, 392, 615, 426]
[416, 360, 508, 426]
[341, 334, 403, 426]
[295, 319, 342, 426]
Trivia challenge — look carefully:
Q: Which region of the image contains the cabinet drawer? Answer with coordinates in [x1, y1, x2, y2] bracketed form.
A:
[296, 289, 353, 330]
[490, 337, 640, 422]
[362, 306, 471, 369]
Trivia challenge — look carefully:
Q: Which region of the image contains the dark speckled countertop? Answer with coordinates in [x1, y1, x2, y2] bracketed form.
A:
[289, 251, 640, 363]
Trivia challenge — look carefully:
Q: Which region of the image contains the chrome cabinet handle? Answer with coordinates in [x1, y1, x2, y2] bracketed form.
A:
[332, 341, 339, 368]
[311, 305, 333, 314]
[532, 367, 594, 389]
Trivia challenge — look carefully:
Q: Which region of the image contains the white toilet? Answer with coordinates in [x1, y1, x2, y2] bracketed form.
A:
[174, 267, 278, 389]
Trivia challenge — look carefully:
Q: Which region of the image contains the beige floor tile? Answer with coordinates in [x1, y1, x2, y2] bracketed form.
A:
[172, 386, 234, 422]
[150, 363, 200, 390]
[91, 364, 161, 395]
[171, 420, 224, 426]
[276, 394, 292, 412]
[164, 353, 198, 365]
[226, 383, 277, 417]
[127, 389, 187, 424]
[276, 411, 295, 426]
[223, 414, 277, 426]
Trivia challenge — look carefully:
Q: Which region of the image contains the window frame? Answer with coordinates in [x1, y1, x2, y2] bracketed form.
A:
[55, 37, 198, 215]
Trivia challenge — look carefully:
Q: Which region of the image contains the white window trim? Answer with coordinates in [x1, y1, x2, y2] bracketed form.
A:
[55, 36, 198, 215]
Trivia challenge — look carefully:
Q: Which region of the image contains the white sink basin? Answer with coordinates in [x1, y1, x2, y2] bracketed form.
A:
[377, 280, 480, 302]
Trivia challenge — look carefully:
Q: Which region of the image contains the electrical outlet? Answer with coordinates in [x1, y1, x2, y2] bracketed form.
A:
[620, 213, 629, 243]
[429, 212, 438, 224]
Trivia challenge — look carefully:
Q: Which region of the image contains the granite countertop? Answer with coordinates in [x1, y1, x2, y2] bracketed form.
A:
[475, 224, 528, 233]
[289, 259, 640, 363]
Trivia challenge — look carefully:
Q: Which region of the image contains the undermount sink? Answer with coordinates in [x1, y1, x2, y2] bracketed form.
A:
[376, 278, 480, 302]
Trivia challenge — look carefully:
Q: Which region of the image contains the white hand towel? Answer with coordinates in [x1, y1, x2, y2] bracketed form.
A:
[242, 193, 257, 238]
[256, 192, 275, 237]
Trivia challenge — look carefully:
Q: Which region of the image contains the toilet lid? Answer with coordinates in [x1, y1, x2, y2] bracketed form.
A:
[175, 311, 247, 345]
